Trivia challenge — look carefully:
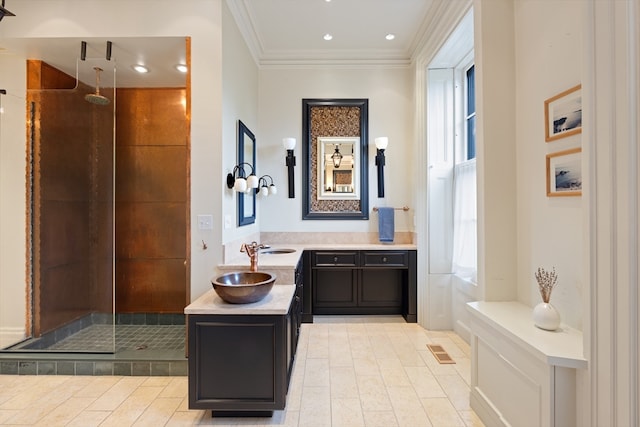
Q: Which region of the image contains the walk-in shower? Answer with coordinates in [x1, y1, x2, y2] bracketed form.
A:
[0, 41, 190, 374]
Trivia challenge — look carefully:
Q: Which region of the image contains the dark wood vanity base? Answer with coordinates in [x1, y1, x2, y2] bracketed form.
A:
[186, 285, 301, 415]
[303, 249, 417, 323]
[211, 410, 273, 417]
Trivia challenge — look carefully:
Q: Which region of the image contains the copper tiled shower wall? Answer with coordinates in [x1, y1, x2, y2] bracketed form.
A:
[29, 61, 188, 336]
[115, 88, 188, 313]
[28, 60, 114, 336]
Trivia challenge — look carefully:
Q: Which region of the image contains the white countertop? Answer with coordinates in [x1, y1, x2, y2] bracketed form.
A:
[467, 301, 587, 369]
[184, 285, 296, 315]
[220, 243, 417, 270]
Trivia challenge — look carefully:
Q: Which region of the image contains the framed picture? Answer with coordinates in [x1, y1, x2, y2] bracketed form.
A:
[544, 84, 582, 142]
[546, 148, 582, 197]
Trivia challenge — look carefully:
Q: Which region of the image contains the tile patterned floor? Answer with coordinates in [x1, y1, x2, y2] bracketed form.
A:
[0, 317, 484, 426]
[46, 325, 186, 352]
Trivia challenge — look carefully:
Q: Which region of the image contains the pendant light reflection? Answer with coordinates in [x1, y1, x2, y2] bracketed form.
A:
[331, 144, 343, 168]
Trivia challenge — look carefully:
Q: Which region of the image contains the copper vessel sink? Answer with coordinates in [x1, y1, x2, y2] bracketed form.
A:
[211, 271, 276, 304]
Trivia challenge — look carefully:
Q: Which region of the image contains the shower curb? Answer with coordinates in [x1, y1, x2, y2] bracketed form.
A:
[0, 357, 187, 376]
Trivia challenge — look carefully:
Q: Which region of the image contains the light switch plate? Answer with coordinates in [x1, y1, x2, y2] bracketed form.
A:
[224, 215, 232, 229]
[197, 214, 213, 230]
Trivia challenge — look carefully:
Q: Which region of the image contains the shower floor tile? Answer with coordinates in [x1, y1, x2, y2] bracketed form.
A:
[46, 324, 186, 352]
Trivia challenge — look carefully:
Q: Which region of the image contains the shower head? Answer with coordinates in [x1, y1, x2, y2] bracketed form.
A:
[85, 93, 111, 105]
[85, 67, 110, 106]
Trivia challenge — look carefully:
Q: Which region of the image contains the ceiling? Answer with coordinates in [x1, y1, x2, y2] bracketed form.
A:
[228, 0, 437, 66]
[0, 0, 441, 88]
[0, 37, 188, 88]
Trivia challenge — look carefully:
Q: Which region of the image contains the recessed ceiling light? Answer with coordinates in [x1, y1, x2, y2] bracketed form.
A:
[175, 64, 188, 73]
[132, 64, 149, 73]
[385, 33, 395, 41]
[323, 33, 333, 41]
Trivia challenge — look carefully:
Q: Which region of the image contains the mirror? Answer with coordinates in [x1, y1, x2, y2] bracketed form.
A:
[317, 137, 360, 200]
[238, 120, 256, 226]
[302, 99, 369, 220]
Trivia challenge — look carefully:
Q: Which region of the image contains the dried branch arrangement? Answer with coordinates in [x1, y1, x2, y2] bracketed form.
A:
[535, 267, 558, 303]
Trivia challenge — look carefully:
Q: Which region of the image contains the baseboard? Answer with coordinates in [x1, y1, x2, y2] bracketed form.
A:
[0, 327, 26, 349]
[470, 387, 509, 427]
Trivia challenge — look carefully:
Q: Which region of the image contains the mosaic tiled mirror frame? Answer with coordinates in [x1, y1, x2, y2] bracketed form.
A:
[301, 98, 369, 220]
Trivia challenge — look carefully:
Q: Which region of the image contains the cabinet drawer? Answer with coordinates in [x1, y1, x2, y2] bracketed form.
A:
[313, 252, 358, 267]
[362, 251, 408, 267]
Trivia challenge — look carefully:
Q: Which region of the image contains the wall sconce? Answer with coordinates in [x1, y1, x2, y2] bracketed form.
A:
[256, 175, 278, 196]
[226, 162, 258, 193]
[283, 137, 296, 198]
[374, 137, 388, 198]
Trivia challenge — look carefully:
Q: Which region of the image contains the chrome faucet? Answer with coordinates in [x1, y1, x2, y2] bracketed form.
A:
[240, 241, 266, 272]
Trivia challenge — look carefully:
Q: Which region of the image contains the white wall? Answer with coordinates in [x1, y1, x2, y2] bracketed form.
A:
[0, 0, 226, 303]
[221, 1, 260, 244]
[474, 0, 518, 303]
[514, 0, 583, 329]
[0, 54, 28, 347]
[257, 67, 415, 233]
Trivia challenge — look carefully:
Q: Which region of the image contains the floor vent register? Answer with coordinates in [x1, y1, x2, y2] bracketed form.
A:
[427, 344, 456, 364]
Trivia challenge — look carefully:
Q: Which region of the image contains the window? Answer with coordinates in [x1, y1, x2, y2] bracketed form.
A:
[452, 62, 477, 278]
[465, 65, 476, 160]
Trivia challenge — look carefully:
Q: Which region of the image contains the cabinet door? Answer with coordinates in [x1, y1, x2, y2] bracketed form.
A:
[359, 269, 403, 308]
[188, 315, 287, 411]
[313, 268, 358, 311]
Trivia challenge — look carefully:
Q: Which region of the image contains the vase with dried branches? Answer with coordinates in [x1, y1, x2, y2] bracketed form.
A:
[532, 267, 561, 330]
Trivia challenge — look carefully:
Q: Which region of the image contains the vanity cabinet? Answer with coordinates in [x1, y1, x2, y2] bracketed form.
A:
[187, 286, 299, 417]
[309, 250, 416, 322]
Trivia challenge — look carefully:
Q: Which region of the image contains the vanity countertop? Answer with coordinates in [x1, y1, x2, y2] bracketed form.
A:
[184, 285, 296, 315]
[219, 243, 417, 270]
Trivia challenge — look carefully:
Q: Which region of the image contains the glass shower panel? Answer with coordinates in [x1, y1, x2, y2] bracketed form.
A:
[5, 59, 116, 353]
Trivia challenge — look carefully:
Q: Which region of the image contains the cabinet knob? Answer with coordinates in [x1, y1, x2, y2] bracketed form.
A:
[382, 257, 388, 263]
[334, 256, 338, 263]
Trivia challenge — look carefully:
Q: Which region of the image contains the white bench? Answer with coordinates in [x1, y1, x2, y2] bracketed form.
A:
[467, 301, 587, 427]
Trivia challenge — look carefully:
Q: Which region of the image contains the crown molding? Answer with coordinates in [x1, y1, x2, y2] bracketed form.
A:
[227, 0, 429, 68]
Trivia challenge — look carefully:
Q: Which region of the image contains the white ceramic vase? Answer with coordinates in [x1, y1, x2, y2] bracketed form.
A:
[532, 302, 561, 331]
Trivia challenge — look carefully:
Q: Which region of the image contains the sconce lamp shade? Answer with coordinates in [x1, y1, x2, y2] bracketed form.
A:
[233, 177, 247, 192]
[375, 137, 389, 150]
[282, 137, 296, 150]
[246, 174, 259, 189]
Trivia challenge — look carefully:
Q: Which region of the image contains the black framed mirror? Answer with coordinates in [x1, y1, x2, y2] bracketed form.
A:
[302, 98, 369, 220]
[238, 120, 256, 226]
